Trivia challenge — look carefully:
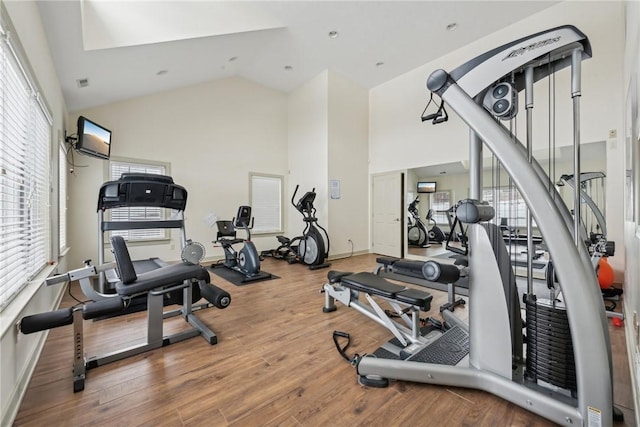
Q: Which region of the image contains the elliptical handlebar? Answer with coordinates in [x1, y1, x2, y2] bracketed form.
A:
[232, 206, 254, 241]
[291, 185, 299, 208]
[408, 196, 420, 218]
[292, 185, 317, 217]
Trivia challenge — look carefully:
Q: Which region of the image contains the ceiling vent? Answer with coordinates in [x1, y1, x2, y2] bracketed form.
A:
[76, 78, 89, 88]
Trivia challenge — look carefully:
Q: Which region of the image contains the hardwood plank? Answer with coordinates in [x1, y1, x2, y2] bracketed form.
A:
[12, 254, 634, 427]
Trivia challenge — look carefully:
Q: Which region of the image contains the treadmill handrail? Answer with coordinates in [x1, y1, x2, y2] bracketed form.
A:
[98, 174, 187, 212]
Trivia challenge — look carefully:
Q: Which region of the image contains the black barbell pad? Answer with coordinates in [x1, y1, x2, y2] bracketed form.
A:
[20, 308, 73, 334]
[200, 283, 231, 309]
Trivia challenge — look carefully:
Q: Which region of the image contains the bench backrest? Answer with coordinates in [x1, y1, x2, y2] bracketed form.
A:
[110, 235, 137, 285]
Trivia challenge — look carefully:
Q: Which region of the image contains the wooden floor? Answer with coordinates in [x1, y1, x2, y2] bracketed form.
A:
[14, 254, 635, 426]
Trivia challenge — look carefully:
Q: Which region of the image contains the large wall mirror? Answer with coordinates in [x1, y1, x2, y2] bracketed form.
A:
[405, 140, 607, 259]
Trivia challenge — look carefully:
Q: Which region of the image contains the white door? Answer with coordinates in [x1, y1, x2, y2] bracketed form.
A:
[372, 172, 403, 258]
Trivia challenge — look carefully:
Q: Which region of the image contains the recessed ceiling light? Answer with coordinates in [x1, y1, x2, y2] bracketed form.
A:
[328, 31, 339, 39]
[375, 62, 385, 67]
[446, 22, 458, 31]
[156, 70, 168, 76]
[284, 65, 293, 71]
[228, 56, 238, 62]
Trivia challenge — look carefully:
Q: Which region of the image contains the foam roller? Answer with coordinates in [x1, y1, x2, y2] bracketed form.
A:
[200, 283, 231, 309]
[422, 261, 460, 284]
[20, 308, 73, 334]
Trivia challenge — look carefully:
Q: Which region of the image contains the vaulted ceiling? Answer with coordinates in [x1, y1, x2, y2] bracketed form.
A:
[36, 1, 558, 112]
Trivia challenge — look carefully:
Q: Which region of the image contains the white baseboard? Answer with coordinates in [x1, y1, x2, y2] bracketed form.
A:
[328, 249, 370, 260]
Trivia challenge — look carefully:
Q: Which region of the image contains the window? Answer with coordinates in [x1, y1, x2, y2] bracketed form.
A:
[59, 144, 67, 252]
[250, 173, 283, 234]
[108, 159, 169, 241]
[0, 21, 52, 310]
[429, 191, 451, 225]
[483, 187, 535, 229]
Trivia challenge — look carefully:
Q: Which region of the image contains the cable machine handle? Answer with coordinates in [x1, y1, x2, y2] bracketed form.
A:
[421, 93, 449, 124]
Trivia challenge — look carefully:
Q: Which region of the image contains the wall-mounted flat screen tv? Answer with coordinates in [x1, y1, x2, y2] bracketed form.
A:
[76, 116, 111, 160]
[417, 181, 436, 193]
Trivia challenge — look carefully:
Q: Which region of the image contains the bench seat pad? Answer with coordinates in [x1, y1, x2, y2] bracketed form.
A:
[339, 272, 432, 311]
[116, 263, 210, 296]
[327, 270, 354, 284]
[394, 288, 432, 311]
[341, 272, 405, 298]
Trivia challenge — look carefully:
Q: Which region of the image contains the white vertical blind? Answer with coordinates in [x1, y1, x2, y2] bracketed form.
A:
[109, 159, 167, 241]
[251, 174, 282, 233]
[0, 24, 52, 310]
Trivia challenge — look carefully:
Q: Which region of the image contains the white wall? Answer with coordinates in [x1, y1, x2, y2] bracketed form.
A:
[369, 1, 626, 276]
[286, 71, 330, 240]
[327, 71, 369, 256]
[370, 2, 623, 173]
[0, 1, 68, 426]
[286, 70, 370, 258]
[68, 76, 288, 268]
[623, 1, 640, 422]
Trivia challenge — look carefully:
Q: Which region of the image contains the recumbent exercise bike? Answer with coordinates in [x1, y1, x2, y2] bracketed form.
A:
[214, 205, 263, 278]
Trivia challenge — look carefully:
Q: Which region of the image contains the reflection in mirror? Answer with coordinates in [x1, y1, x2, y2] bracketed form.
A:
[406, 140, 607, 260]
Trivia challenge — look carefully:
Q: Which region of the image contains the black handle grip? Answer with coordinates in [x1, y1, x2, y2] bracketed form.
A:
[333, 330, 350, 339]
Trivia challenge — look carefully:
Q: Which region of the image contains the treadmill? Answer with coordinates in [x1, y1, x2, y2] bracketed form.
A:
[97, 173, 193, 312]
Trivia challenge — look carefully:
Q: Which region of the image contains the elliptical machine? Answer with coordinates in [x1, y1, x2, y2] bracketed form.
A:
[407, 196, 429, 247]
[262, 185, 330, 270]
[426, 208, 446, 243]
[293, 186, 330, 269]
[214, 206, 263, 278]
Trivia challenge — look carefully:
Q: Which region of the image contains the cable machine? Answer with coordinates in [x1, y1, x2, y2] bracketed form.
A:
[354, 26, 617, 426]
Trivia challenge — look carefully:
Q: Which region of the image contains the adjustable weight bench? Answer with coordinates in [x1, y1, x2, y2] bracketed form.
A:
[322, 271, 433, 348]
[375, 257, 467, 312]
[20, 235, 231, 392]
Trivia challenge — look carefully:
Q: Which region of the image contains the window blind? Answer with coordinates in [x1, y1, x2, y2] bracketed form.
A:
[483, 187, 536, 228]
[108, 159, 167, 241]
[0, 24, 52, 310]
[429, 191, 451, 225]
[250, 174, 283, 233]
[59, 144, 67, 251]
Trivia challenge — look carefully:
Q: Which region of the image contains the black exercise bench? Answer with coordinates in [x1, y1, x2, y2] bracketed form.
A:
[20, 235, 231, 392]
[375, 256, 467, 311]
[322, 271, 433, 347]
